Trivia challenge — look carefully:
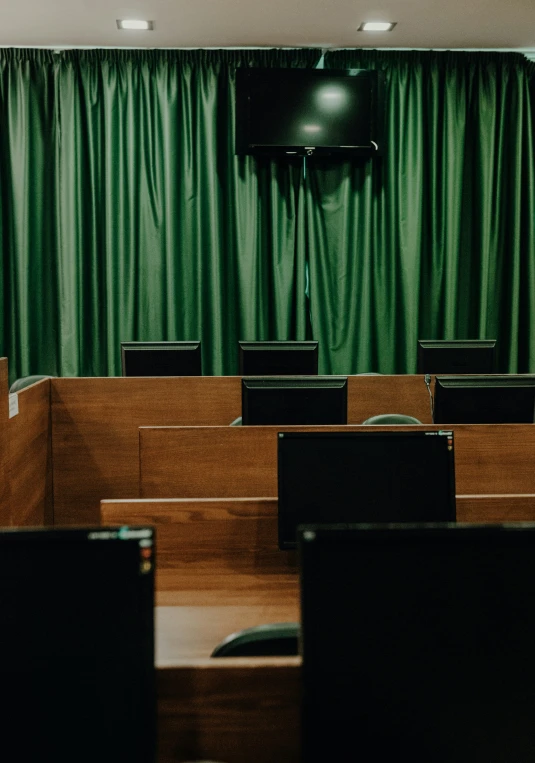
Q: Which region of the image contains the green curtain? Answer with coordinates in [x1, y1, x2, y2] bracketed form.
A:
[307, 50, 535, 373]
[0, 48, 320, 380]
[1, 49, 534, 379]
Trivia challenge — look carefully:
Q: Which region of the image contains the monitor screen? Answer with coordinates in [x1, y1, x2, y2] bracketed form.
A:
[239, 341, 319, 376]
[278, 430, 455, 549]
[434, 375, 535, 423]
[241, 376, 347, 426]
[299, 523, 535, 763]
[0, 527, 155, 763]
[417, 339, 496, 374]
[235, 68, 383, 157]
[121, 341, 202, 376]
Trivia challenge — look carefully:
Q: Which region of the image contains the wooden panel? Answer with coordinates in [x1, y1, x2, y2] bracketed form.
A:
[157, 659, 300, 763]
[101, 497, 297, 603]
[140, 423, 535, 499]
[347, 374, 432, 424]
[7, 378, 52, 527]
[51, 376, 242, 525]
[0, 358, 9, 526]
[457, 494, 535, 522]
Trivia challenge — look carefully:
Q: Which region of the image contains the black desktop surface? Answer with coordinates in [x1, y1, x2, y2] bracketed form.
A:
[121, 341, 202, 376]
[278, 430, 456, 548]
[238, 341, 319, 376]
[241, 376, 347, 425]
[417, 339, 496, 374]
[0, 526, 155, 763]
[299, 523, 535, 763]
[434, 375, 535, 423]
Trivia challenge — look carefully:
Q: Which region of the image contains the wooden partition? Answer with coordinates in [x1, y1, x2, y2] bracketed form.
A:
[52, 375, 431, 524]
[101, 497, 297, 603]
[347, 374, 431, 423]
[0, 358, 9, 525]
[157, 659, 300, 763]
[140, 423, 535, 500]
[7, 377, 53, 527]
[51, 376, 242, 525]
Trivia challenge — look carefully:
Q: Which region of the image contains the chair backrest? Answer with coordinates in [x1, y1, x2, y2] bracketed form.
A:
[9, 375, 53, 393]
[211, 622, 300, 657]
[362, 413, 422, 425]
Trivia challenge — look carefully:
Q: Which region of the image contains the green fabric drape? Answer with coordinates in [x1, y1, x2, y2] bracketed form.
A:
[308, 50, 535, 373]
[1, 49, 534, 379]
[0, 48, 320, 379]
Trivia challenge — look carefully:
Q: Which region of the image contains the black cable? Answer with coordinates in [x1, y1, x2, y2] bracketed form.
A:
[424, 374, 434, 423]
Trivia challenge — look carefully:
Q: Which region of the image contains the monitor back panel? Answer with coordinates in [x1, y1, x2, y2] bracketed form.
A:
[121, 341, 202, 376]
[242, 377, 347, 425]
[417, 340, 496, 374]
[278, 430, 456, 548]
[434, 375, 535, 424]
[239, 341, 319, 375]
[300, 523, 535, 763]
[0, 527, 155, 763]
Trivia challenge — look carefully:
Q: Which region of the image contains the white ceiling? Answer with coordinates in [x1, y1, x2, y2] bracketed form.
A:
[0, 0, 534, 54]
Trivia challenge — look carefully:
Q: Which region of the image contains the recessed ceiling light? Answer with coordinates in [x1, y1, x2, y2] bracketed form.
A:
[358, 21, 396, 32]
[116, 19, 154, 31]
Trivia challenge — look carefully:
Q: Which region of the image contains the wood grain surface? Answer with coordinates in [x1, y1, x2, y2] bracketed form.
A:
[457, 494, 535, 522]
[0, 358, 9, 526]
[51, 376, 242, 525]
[101, 497, 298, 603]
[347, 374, 432, 424]
[51, 375, 431, 524]
[7, 377, 52, 527]
[157, 659, 300, 763]
[140, 423, 535, 500]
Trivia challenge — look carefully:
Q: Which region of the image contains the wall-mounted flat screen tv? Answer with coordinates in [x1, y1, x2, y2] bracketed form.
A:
[235, 68, 384, 157]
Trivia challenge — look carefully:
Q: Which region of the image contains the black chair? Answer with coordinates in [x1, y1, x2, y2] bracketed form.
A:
[362, 413, 422, 425]
[9, 375, 53, 393]
[211, 622, 300, 657]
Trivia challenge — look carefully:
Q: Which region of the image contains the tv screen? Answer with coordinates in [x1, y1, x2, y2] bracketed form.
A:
[235, 68, 384, 157]
[241, 376, 347, 425]
[278, 430, 455, 549]
[299, 523, 535, 762]
[121, 341, 202, 376]
[239, 341, 319, 375]
[0, 526, 155, 763]
[434, 375, 535, 424]
[417, 339, 496, 374]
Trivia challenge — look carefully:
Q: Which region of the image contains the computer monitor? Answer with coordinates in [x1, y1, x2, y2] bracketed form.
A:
[241, 376, 347, 426]
[0, 526, 155, 763]
[121, 341, 202, 376]
[434, 374, 535, 423]
[299, 523, 535, 763]
[278, 430, 455, 549]
[417, 339, 496, 374]
[238, 341, 319, 375]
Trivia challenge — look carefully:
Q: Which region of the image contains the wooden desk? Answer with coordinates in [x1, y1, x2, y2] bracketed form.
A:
[140, 423, 535, 499]
[157, 658, 300, 763]
[101, 497, 297, 604]
[52, 375, 432, 524]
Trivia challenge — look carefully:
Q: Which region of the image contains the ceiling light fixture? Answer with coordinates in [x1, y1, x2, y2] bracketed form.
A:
[116, 19, 154, 31]
[358, 21, 396, 32]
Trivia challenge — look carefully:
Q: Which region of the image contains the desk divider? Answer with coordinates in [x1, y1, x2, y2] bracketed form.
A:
[157, 659, 300, 763]
[139, 424, 535, 501]
[0, 358, 9, 525]
[52, 375, 431, 524]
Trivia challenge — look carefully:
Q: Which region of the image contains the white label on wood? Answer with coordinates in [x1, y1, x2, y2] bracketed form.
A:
[8, 393, 19, 418]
